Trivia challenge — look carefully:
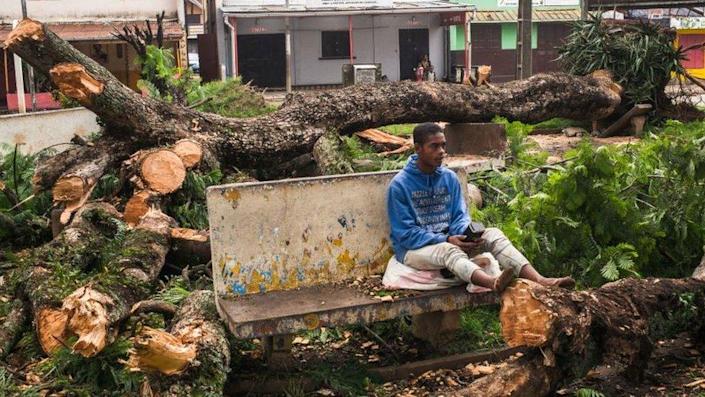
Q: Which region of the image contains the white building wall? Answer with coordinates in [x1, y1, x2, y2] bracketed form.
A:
[1, 0, 179, 23]
[233, 13, 446, 85]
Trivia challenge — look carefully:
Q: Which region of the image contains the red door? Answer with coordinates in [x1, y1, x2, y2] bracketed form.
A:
[679, 34, 705, 69]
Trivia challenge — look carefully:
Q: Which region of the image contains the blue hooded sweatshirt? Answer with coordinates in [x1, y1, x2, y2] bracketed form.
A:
[387, 154, 471, 263]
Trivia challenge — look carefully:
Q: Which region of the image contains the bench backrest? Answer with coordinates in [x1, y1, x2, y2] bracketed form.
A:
[207, 169, 468, 297]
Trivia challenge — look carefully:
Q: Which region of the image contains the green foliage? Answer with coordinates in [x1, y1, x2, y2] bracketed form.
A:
[0, 144, 52, 249]
[458, 307, 503, 350]
[306, 362, 378, 396]
[575, 388, 606, 397]
[136, 45, 274, 119]
[379, 123, 416, 137]
[166, 169, 223, 229]
[494, 117, 548, 167]
[51, 89, 81, 109]
[90, 173, 121, 199]
[188, 77, 276, 118]
[474, 120, 705, 287]
[558, 16, 684, 106]
[136, 45, 200, 104]
[531, 118, 583, 131]
[0, 367, 19, 397]
[341, 136, 409, 173]
[650, 292, 701, 339]
[154, 276, 192, 305]
[35, 337, 143, 396]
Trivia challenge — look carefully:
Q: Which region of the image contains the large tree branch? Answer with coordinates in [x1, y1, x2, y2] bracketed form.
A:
[5, 18, 621, 195]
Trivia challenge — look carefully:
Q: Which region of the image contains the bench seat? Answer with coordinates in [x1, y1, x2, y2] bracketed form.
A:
[217, 284, 497, 339]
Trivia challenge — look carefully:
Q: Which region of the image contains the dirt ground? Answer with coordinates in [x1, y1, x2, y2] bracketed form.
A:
[385, 333, 705, 397]
[528, 133, 641, 161]
[229, 330, 705, 396]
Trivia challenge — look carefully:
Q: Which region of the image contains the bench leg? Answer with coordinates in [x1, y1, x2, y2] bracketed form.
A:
[262, 334, 295, 370]
[411, 310, 461, 349]
[630, 115, 647, 136]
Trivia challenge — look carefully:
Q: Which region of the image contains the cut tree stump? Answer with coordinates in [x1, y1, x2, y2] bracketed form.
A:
[168, 228, 210, 266]
[455, 273, 705, 397]
[127, 290, 230, 396]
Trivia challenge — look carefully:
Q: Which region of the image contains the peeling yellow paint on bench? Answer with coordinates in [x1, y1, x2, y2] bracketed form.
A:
[207, 170, 468, 297]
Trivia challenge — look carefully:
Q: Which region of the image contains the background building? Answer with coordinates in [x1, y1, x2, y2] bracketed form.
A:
[215, 0, 472, 88]
[0, 0, 187, 111]
[450, 0, 581, 82]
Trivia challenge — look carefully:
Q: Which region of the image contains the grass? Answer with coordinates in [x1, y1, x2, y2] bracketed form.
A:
[530, 117, 587, 132]
[379, 123, 416, 137]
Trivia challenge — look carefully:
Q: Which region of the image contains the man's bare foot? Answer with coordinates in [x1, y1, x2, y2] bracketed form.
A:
[493, 269, 514, 293]
[537, 276, 575, 289]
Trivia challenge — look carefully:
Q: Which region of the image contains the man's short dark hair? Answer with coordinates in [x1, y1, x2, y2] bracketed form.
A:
[413, 123, 444, 145]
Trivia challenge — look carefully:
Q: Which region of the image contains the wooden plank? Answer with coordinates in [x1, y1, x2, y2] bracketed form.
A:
[599, 103, 652, 137]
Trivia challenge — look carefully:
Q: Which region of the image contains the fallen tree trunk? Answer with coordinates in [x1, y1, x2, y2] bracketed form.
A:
[5, 18, 622, 198]
[126, 290, 230, 396]
[60, 208, 174, 357]
[20, 203, 124, 354]
[456, 273, 705, 397]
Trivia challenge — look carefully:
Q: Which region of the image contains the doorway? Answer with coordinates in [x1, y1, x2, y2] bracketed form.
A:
[399, 28, 429, 80]
[238, 33, 286, 88]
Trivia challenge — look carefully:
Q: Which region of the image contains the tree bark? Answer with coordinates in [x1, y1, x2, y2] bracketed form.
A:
[127, 290, 230, 397]
[6, 18, 622, 196]
[19, 203, 124, 354]
[0, 299, 29, 359]
[456, 276, 705, 397]
[60, 208, 174, 357]
[312, 131, 354, 175]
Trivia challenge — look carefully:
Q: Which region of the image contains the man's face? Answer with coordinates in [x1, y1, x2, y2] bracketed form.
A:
[415, 132, 447, 169]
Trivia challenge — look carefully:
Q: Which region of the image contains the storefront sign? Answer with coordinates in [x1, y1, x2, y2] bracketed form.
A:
[671, 17, 705, 30]
[308, 0, 393, 8]
[440, 12, 467, 26]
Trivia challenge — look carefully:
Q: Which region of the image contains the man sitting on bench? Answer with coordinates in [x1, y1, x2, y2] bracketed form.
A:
[383, 122, 575, 293]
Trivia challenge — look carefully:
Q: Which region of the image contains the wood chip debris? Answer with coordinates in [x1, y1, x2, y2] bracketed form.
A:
[685, 379, 705, 388]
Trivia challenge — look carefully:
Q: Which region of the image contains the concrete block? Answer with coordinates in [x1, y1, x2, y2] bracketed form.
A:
[0, 108, 100, 153]
[262, 334, 295, 370]
[412, 309, 461, 349]
[444, 123, 507, 157]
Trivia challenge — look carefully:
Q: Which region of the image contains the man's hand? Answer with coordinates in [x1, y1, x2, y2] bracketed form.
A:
[447, 235, 485, 253]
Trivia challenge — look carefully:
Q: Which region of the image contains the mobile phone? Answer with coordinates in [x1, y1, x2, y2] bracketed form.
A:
[464, 222, 485, 241]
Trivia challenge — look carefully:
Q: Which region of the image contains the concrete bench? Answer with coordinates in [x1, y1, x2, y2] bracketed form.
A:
[206, 168, 499, 360]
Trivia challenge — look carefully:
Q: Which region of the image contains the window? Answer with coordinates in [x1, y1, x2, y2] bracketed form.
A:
[500, 23, 538, 50]
[321, 31, 350, 59]
[471, 24, 501, 49]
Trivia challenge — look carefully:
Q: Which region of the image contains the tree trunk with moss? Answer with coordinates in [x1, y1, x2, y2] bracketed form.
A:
[0, 299, 29, 360]
[59, 209, 174, 357]
[16, 203, 124, 354]
[5, 18, 622, 201]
